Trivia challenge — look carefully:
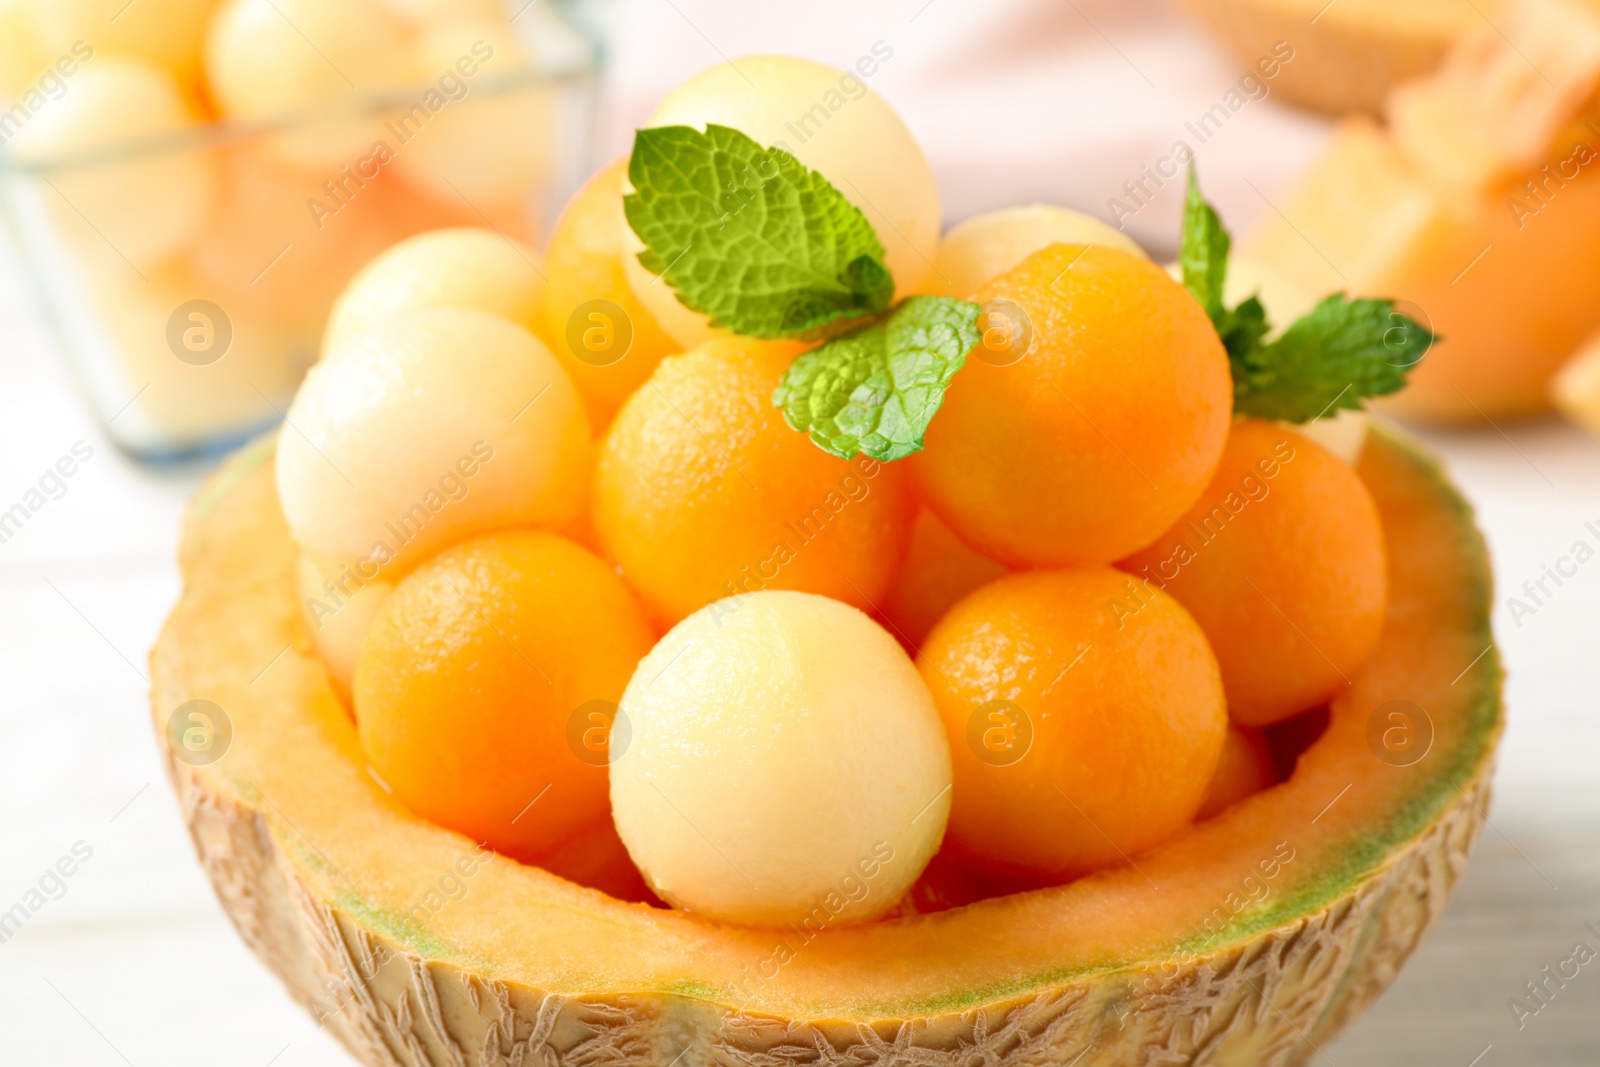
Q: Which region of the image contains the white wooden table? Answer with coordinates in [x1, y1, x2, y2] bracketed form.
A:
[2, 1, 1596, 1062]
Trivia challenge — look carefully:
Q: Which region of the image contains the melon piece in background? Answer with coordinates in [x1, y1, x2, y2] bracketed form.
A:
[1387, 0, 1600, 188]
[1177, 0, 1486, 114]
[1244, 0, 1600, 423]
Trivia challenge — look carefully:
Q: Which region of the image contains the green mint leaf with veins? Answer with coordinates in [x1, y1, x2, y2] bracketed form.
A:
[624, 124, 894, 339]
[773, 296, 982, 462]
[1233, 294, 1434, 422]
[1179, 164, 1433, 421]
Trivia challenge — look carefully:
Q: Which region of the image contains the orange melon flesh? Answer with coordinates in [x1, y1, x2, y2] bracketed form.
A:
[151, 424, 1499, 1031]
[1244, 0, 1600, 422]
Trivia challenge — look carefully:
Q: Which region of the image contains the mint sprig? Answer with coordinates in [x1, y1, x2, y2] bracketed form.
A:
[773, 297, 982, 462]
[1180, 167, 1434, 422]
[624, 124, 894, 338]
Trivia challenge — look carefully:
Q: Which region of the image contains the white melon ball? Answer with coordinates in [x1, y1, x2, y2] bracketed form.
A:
[323, 228, 544, 355]
[392, 18, 555, 213]
[612, 590, 952, 927]
[622, 55, 941, 349]
[206, 0, 407, 168]
[277, 307, 591, 580]
[921, 204, 1147, 298]
[6, 57, 215, 273]
[295, 551, 393, 699]
[1291, 408, 1371, 464]
[28, 0, 219, 77]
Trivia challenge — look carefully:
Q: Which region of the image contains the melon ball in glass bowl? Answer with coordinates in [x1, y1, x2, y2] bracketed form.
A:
[5, 56, 216, 275]
[610, 590, 952, 927]
[205, 0, 409, 169]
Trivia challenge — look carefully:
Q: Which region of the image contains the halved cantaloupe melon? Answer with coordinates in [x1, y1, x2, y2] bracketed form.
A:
[1176, 0, 1487, 114]
[1244, 0, 1600, 422]
[150, 426, 1501, 1066]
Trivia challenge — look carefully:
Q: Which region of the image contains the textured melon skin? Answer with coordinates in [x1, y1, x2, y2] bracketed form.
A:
[151, 428, 1500, 1067]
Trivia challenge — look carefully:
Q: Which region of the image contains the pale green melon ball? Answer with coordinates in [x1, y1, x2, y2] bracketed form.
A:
[611, 590, 952, 927]
[294, 550, 392, 700]
[277, 307, 591, 581]
[622, 54, 941, 349]
[921, 204, 1147, 298]
[322, 228, 544, 355]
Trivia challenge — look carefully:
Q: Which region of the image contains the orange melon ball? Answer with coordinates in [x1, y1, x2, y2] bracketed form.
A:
[918, 568, 1227, 884]
[1118, 420, 1388, 727]
[911, 244, 1232, 568]
[355, 530, 654, 861]
[592, 338, 913, 627]
[880, 509, 1008, 652]
[536, 160, 680, 429]
[1196, 725, 1277, 820]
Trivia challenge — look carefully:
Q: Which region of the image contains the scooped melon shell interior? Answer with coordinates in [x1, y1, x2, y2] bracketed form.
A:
[151, 425, 1501, 1021]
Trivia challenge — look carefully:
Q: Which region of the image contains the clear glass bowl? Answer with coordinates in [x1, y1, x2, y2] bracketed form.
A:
[0, 4, 602, 462]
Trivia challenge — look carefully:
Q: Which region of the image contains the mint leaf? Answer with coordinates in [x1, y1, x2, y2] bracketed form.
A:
[624, 124, 894, 338]
[1179, 165, 1432, 421]
[773, 296, 982, 461]
[1215, 294, 1270, 364]
[1233, 294, 1434, 422]
[1180, 166, 1230, 318]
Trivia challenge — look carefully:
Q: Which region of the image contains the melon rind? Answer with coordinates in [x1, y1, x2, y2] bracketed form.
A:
[151, 426, 1501, 1067]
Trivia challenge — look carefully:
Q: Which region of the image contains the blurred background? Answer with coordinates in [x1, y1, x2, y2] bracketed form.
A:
[1, 0, 1597, 1062]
